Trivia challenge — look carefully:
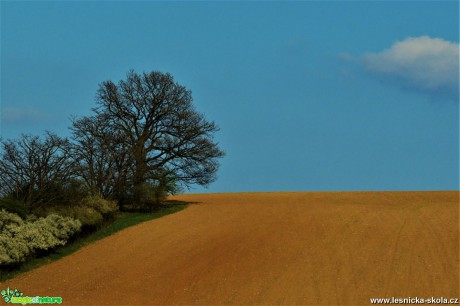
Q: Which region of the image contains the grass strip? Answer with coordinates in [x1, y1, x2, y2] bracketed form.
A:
[0, 202, 188, 282]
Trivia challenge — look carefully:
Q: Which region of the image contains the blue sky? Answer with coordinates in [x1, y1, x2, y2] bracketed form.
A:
[1, 1, 459, 192]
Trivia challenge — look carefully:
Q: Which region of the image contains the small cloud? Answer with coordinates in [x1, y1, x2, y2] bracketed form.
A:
[1, 106, 49, 123]
[338, 52, 354, 62]
[361, 36, 459, 101]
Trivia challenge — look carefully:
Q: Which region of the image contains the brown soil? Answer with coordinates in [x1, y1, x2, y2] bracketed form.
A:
[1, 191, 458, 305]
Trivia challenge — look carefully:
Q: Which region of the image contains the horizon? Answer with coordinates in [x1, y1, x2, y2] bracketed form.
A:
[1, 1, 459, 193]
[174, 189, 460, 195]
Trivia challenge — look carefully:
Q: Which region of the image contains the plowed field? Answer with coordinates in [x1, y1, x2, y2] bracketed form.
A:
[1, 191, 458, 305]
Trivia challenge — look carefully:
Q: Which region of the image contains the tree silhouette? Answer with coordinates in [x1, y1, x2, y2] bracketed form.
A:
[72, 70, 224, 209]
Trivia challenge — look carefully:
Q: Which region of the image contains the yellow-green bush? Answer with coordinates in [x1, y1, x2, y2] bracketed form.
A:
[0, 209, 24, 232]
[0, 233, 29, 264]
[44, 214, 83, 241]
[18, 214, 81, 251]
[0, 211, 81, 266]
[46, 205, 101, 229]
[43, 195, 117, 230]
[79, 195, 118, 216]
[10, 222, 65, 252]
[72, 206, 103, 228]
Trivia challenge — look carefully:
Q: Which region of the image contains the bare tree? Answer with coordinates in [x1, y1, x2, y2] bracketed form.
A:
[72, 70, 224, 208]
[71, 114, 133, 205]
[0, 71, 224, 213]
[0, 132, 75, 210]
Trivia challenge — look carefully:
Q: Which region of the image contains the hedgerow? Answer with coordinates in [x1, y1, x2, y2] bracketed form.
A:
[43, 195, 118, 230]
[0, 209, 23, 232]
[47, 206, 102, 229]
[0, 210, 81, 266]
[79, 195, 118, 217]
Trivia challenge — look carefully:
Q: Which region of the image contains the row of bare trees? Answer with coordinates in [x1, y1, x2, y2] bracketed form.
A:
[0, 70, 224, 212]
[0, 133, 76, 210]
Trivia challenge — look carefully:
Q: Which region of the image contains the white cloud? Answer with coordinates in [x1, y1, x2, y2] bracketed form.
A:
[1, 106, 48, 123]
[362, 36, 459, 100]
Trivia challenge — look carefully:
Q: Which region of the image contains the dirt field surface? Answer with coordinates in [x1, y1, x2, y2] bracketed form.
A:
[1, 191, 458, 305]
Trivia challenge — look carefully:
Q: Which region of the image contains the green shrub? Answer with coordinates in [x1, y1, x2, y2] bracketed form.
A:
[0, 211, 81, 266]
[46, 205, 102, 229]
[16, 215, 82, 252]
[40, 195, 117, 230]
[44, 214, 82, 241]
[132, 184, 165, 212]
[0, 198, 27, 218]
[0, 209, 24, 232]
[72, 206, 103, 228]
[130, 174, 181, 212]
[79, 195, 118, 217]
[0, 233, 30, 265]
[13, 222, 65, 252]
[25, 214, 38, 222]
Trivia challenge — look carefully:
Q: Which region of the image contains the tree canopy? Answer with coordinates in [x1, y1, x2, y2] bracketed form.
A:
[0, 132, 76, 208]
[1, 70, 224, 212]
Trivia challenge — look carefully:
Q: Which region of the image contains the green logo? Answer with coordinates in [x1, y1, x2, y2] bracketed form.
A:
[1, 288, 62, 305]
[1, 288, 22, 303]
